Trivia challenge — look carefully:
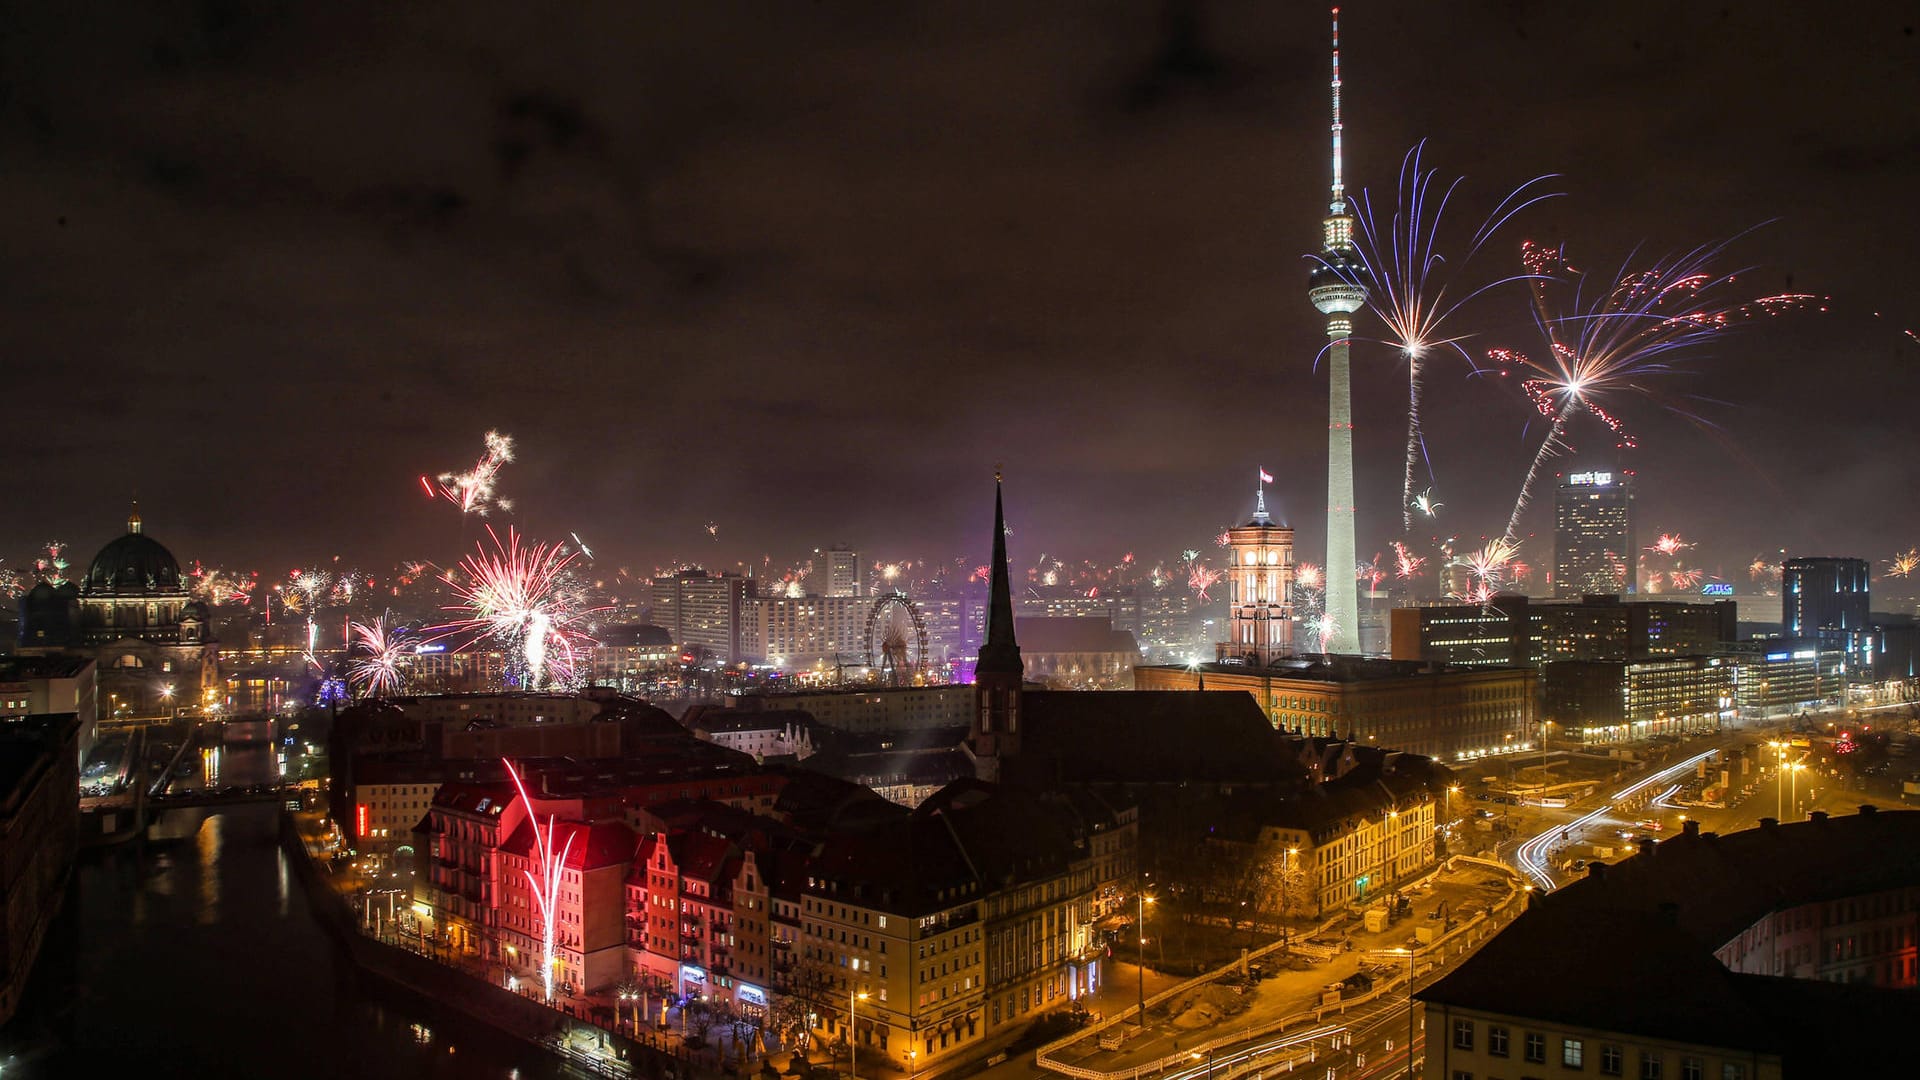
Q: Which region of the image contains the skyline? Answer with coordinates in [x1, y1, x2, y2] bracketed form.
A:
[5, 2, 1918, 575]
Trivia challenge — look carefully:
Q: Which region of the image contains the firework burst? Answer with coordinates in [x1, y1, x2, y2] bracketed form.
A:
[1493, 238, 1810, 544]
[1315, 143, 1559, 532]
[348, 615, 412, 697]
[431, 526, 602, 691]
[1188, 561, 1222, 603]
[424, 430, 515, 516]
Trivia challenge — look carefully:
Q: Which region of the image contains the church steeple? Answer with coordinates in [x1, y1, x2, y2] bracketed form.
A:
[970, 469, 1023, 781]
[128, 501, 143, 535]
[977, 469, 1022, 676]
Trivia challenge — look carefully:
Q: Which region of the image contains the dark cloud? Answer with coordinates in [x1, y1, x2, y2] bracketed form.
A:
[2, 0, 1916, 581]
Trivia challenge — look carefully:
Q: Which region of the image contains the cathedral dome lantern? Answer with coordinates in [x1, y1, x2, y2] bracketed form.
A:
[83, 505, 184, 596]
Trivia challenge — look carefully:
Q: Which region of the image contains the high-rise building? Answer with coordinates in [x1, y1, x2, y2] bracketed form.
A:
[650, 569, 754, 664]
[1217, 475, 1295, 666]
[816, 546, 862, 598]
[1782, 557, 1870, 640]
[1307, 10, 1365, 656]
[1553, 468, 1634, 597]
[738, 594, 874, 667]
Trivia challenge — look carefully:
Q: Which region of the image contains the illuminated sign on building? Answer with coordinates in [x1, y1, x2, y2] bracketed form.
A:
[356, 803, 369, 837]
[413, 643, 448, 654]
[1566, 471, 1614, 487]
[736, 984, 767, 1006]
[1700, 583, 1734, 596]
[679, 963, 707, 985]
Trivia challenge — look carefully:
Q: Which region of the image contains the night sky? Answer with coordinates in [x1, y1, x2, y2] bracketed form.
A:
[6, 1, 1918, 581]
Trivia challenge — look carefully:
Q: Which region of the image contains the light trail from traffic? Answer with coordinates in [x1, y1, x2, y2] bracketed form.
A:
[1515, 748, 1720, 890]
[1156, 1023, 1349, 1080]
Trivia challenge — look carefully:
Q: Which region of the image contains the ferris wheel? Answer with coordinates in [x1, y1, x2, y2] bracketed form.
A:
[864, 592, 929, 686]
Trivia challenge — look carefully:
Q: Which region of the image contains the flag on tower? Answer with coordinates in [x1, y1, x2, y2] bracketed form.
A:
[1259, 468, 1274, 484]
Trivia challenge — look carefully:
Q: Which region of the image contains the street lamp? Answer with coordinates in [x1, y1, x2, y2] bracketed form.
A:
[1786, 761, 1807, 818]
[849, 989, 868, 1080]
[1137, 892, 1156, 1025]
[1189, 1049, 1214, 1080]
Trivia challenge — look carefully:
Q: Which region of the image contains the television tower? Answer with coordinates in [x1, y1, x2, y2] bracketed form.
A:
[1307, 6, 1368, 655]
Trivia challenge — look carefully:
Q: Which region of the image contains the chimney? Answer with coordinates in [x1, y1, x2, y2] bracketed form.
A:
[1859, 804, 1878, 816]
[1809, 810, 1829, 824]
[1682, 819, 1701, 838]
[1758, 817, 1779, 831]
[1637, 837, 1657, 858]
[1586, 861, 1606, 881]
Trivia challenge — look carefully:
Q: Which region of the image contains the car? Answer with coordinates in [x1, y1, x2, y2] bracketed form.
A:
[1634, 820, 1664, 831]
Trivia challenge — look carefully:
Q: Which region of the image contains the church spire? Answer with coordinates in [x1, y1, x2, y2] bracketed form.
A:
[977, 468, 1022, 675]
[128, 500, 143, 535]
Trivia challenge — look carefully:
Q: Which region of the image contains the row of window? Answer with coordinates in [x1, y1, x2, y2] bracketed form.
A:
[1452, 1021, 1743, 1080]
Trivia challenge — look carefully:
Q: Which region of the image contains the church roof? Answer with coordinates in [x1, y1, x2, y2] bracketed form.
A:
[83, 528, 184, 595]
[1001, 690, 1294, 786]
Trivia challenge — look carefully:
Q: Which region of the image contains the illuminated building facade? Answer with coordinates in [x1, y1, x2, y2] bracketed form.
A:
[1782, 557, 1870, 667]
[1217, 481, 1296, 667]
[1243, 761, 1437, 916]
[17, 507, 219, 716]
[1135, 658, 1537, 764]
[1725, 641, 1848, 717]
[650, 570, 754, 664]
[818, 547, 862, 598]
[1390, 595, 1738, 667]
[1543, 656, 1736, 742]
[1553, 469, 1635, 597]
[739, 594, 876, 667]
[586, 625, 677, 691]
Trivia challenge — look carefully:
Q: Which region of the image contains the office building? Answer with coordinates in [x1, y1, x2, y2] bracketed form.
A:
[1135, 657, 1538, 764]
[1554, 468, 1634, 597]
[1391, 595, 1737, 668]
[1543, 656, 1736, 742]
[817, 547, 862, 598]
[586, 625, 677, 692]
[738, 594, 875, 668]
[651, 570, 754, 664]
[1782, 557, 1870, 663]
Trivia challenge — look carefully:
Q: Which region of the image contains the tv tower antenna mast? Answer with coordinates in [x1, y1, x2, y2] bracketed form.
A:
[1307, 6, 1369, 655]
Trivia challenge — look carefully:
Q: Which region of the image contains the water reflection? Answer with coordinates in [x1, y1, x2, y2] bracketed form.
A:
[2, 805, 572, 1079]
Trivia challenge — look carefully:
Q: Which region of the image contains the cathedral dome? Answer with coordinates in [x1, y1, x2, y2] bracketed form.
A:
[83, 509, 184, 596]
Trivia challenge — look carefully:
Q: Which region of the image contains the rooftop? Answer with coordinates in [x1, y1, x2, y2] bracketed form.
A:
[1421, 807, 1920, 1055]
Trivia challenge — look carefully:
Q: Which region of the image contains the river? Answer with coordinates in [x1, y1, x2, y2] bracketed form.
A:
[1, 802, 583, 1079]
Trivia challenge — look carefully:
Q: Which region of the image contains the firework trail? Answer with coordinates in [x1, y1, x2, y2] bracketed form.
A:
[430, 526, 604, 691]
[504, 759, 577, 1003]
[1294, 563, 1324, 591]
[705, 521, 719, 540]
[1887, 549, 1920, 579]
[348, 615, 412, 697]
[424, 430, 515, 516]
[1493, 237, 1812, 545]
[1358, 555, 1386, 592]
[1317, 143, 1559, 531]
[1410, 489, 1443, 519]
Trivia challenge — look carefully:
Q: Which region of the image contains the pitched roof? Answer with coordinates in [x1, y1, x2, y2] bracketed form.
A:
[1003, 690, 1296, 786]
[500, 818, 636, 871]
